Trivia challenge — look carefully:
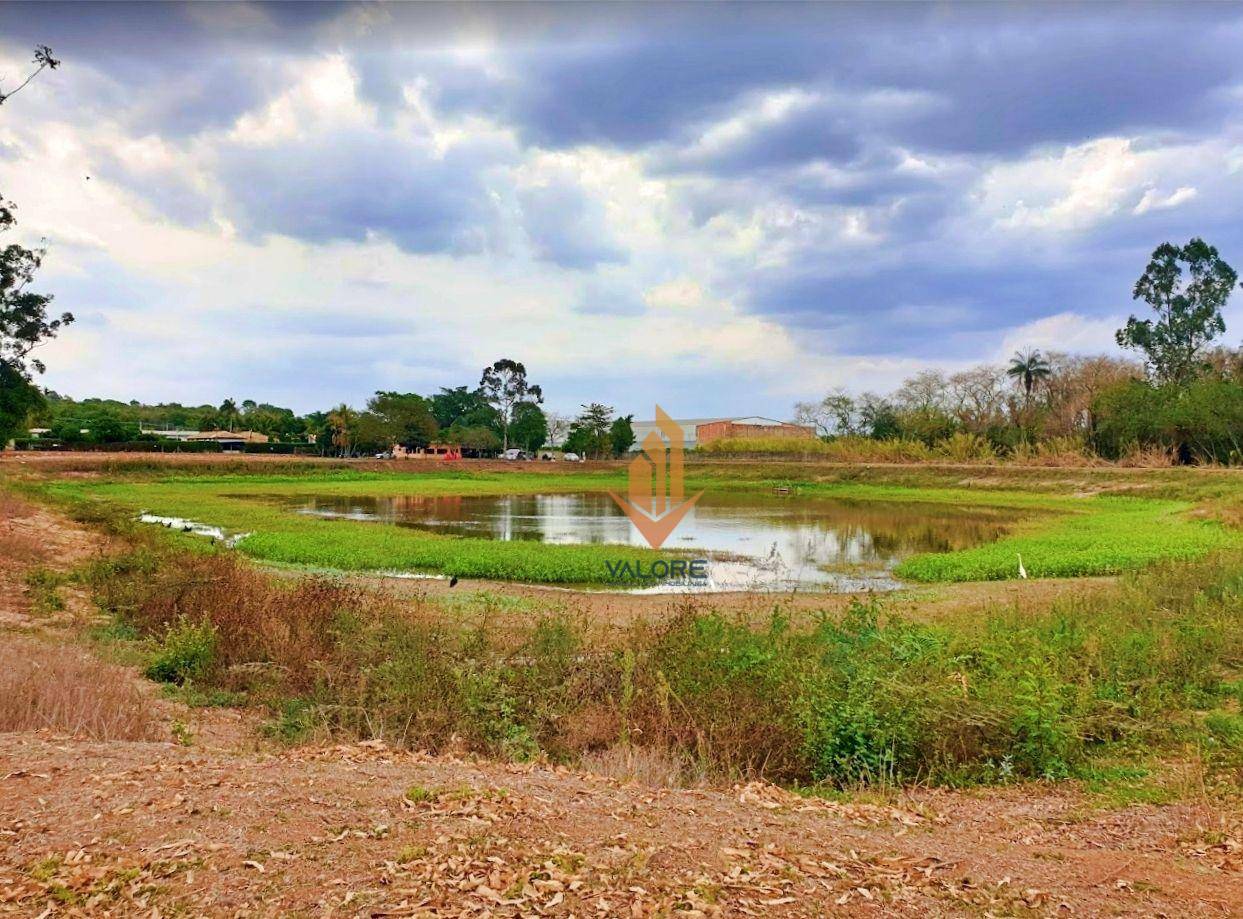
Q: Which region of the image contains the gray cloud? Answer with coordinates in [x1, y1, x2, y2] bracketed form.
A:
[517, 181, 628, 269]
[5, 1, 1243, 414]
[214, 129, 510, 254]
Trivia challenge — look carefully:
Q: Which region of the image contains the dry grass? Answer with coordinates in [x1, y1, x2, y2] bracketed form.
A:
[579, 745, 705, 788]
[1118, 443, 1178, 467]
[0, 637, 160, 740]
[98, 550, 405, 692]
[0, 491, 41, 566]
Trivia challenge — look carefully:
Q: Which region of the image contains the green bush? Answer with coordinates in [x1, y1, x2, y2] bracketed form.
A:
[144, 617, 217, 684]
[262, 698, 320, 743]
[1095, 378, 1243, 464]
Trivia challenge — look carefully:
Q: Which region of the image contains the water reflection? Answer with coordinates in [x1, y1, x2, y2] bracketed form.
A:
[279, 491, 1010, 587]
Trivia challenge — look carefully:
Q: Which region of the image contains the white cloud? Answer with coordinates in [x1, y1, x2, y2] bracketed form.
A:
[979, 137, 1147, 232]
[1132, 185, 1197, 214]
[994, 312, 1124, 361]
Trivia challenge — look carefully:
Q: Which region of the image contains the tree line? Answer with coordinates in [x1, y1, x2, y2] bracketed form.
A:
[794, 239, 1242, 464]
[15, 363, 638, 460]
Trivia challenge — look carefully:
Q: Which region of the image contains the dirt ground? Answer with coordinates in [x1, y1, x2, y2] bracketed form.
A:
[3, 490, 1242, 916]
[344, 569, 1121, 634]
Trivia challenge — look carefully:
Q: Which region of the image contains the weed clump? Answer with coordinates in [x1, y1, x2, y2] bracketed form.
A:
[145, 618, 217, 685]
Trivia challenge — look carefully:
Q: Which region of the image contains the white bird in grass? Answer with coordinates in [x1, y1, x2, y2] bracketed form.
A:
[1017, 553, 1028, 579]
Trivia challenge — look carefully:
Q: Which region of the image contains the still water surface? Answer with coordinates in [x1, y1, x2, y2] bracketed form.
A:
[283, 492, 1011, 592]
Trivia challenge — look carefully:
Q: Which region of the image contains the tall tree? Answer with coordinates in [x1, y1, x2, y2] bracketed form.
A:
[508, 401, 548, 452]
[367, 391, 438, 447]
[326, 404, 357, 457]
[1006, 349, 1052, 405]
[609, 413, 636, 456]
[544, 411, 571, 448]
[0, 362, 43, 445]
[1, 48, 72, 447]
[1117, 238, 1238, 385]
[568, 403, 614, 459]
[794, 391, 858, 437]
[430, 386, 499, 432]
[479, 359, 542, 452]
[0, 195, 72, 380]
[216, 398, 241, 432]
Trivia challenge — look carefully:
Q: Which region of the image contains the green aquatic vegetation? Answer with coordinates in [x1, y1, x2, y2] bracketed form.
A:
[895, 495, 1240, 582]
[42, 469, 1241, 585]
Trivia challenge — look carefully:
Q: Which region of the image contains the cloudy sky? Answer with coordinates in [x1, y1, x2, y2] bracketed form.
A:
[2, 2, 1242, 418]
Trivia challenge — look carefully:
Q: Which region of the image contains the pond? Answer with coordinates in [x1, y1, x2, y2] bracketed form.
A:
[282, 491, 1014, 592]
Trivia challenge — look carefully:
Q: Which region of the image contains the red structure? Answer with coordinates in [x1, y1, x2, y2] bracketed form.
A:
[695, 418, 815, 446]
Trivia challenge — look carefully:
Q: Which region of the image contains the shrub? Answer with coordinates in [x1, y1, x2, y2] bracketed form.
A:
[145, 617, 217, 684]
[1094, 378, 1243, 464]
[934, 432, 997, 463]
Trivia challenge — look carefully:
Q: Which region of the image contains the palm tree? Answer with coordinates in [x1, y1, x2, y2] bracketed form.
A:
[1007, 349, 1052, 405]
[326, 404, 357, 457]
[217, 398, 241, 432]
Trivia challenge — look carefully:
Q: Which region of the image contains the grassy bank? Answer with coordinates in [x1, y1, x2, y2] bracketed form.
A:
[40, 466, 1242, 584]
[78, 535, 1243, 786]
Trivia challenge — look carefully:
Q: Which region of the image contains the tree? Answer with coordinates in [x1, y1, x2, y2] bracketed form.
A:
[893, 370, 949, 414]
[367, 391, 438, 447]
[326, 404, 357, 457]
[567, 403, 614, 459]
[1006, 349, 1052, 405]
[794, 391, 858, 437]
[544, 411, 571, 448]
[1093, 377, 1243, 464]
[1041, 353, 1140, 437]
[446, 424, 501, 455]
[352, 411, 392, 455]
[0, 46, 67, 448]
[1117, 238, 1239, 384]
[0, 362, 43, 445]
[508, 401, 548, 452]
[0, 194, 73, 376]
[0, 46, 60, 107]
[479, 359, 543, 452]
[240, 401, 304, 441]
[430, 386, 500, 432]
[216, 398, 241, 432]
[609, 414, 636, 456]
[857, 393, 900, 439]
[0, 194, 73, 447]
[948, 366, 1009, 433]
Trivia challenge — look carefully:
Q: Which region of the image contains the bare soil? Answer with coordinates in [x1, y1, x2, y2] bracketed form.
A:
[344, 570, 1120, 634]
[2, 489, 1241, 916]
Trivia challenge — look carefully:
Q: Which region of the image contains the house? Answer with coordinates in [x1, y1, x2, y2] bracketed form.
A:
[187, 430, 269, 452]
[627, 416, 814, 451]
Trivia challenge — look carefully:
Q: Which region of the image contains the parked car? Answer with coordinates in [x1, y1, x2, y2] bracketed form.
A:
[562, 452, 582, 462]
[501, 448, 523, 461]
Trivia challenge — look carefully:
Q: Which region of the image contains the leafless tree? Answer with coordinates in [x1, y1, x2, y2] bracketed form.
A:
[0, 46, 59, 107]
